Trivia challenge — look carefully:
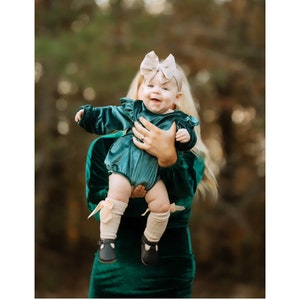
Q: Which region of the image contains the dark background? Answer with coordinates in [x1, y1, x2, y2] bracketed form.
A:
[35, 0, 265, 297]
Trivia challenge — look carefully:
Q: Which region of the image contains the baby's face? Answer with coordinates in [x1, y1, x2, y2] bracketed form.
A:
[139, 72, 181, 115]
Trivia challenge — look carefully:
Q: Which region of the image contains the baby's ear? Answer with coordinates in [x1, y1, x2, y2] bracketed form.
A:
[176, 91, 183, 101]
[174, 92, 182, 107]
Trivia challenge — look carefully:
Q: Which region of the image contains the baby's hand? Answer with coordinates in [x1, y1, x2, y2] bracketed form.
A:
[75, 109, 84, 123]
[175, 128, 190, 143]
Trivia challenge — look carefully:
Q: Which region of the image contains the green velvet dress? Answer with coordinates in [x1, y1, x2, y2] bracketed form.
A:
[85, 132, 205, 298]
[78, 97, 199, 190]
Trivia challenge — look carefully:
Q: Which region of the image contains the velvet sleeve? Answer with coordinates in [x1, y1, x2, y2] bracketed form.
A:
[159, 151, 205, 201]
[85, 134, 123, 220]
[77, 101, 134, 135]
[175, 115, 199, 151]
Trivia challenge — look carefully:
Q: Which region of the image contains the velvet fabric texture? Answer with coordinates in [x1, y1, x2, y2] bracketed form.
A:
[79, 98, 199, 190]
[85, 134, 204, 298]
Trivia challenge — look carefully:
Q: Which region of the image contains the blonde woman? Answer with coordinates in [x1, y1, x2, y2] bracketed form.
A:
[81, 51, 218, 298]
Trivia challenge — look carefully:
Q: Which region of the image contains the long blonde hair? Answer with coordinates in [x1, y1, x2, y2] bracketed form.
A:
[126, 68, 218, 201]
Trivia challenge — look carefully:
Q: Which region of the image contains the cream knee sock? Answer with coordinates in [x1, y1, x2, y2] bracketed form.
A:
[143, 210, 170, 243]
[100, 198, 128, 240]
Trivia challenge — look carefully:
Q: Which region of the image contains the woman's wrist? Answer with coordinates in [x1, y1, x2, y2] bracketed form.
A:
[157, 150, 177, 167]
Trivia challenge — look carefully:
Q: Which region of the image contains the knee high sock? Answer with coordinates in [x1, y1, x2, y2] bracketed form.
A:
[100, 198, 128, 240]
[143, 210, 170, 243]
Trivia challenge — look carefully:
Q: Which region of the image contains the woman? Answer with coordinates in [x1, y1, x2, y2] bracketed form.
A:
[84, 63, 218, 298]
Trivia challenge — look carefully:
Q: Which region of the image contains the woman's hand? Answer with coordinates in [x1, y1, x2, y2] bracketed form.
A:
[132, 117, 177, 167]
[131, 185, 147, 198]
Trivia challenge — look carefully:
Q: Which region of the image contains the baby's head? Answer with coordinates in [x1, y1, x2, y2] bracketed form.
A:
[138, 51, 183, 114]
[140, 51, 182, 92]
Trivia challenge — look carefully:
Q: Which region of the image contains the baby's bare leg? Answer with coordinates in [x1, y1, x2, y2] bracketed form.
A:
[108, 173, 133, 203]
[143, 180, 170, 243]
[145, 180, 170, 213]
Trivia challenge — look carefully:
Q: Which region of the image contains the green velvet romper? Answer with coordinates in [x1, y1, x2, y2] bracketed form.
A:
[78, 97, 199, 190]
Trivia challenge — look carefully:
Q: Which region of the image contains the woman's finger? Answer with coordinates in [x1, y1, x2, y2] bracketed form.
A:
[132, 136, 147, 150]
[132, 127, 146, 142]
[134, 120, 151, 138]
[131, 185, 147, 198]
[138, 116, 158, 133]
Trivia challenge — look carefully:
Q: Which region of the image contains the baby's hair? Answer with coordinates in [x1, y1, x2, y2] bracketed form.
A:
[126, 66, 218, 201]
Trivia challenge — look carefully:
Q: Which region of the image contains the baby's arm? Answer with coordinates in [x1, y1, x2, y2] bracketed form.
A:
[75, 104, 132, 135]
[175, 128, 191, 143]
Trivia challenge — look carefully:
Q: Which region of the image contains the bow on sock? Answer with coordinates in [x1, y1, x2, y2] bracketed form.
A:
[87, 198, 114, 223]
[141, 203, 185, 216]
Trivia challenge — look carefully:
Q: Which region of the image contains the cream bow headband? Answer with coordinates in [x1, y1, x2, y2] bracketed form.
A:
[140, 51, 182, 90]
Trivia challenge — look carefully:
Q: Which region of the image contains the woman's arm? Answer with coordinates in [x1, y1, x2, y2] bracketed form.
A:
[160, 152, 204, 198]
[85, 137, 112, 219]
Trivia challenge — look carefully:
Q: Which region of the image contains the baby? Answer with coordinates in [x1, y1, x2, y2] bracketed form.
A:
[75, 51, 199, 265]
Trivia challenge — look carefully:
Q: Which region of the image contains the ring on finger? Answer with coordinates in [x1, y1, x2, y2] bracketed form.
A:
[141, 135, 145, 142]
